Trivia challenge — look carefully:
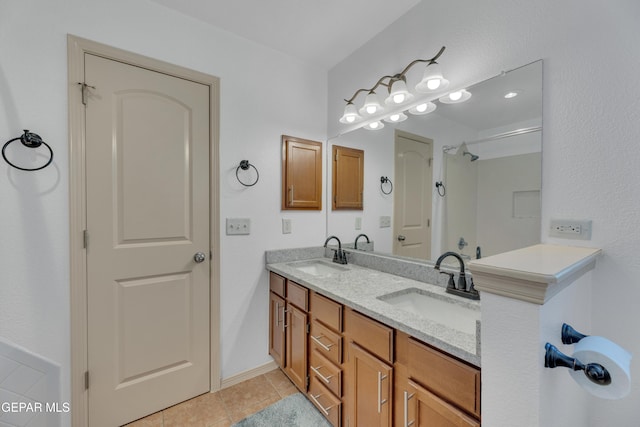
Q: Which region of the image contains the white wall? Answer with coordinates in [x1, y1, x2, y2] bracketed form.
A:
[0, 0, 327, 418]
[329, 0, 640, 424]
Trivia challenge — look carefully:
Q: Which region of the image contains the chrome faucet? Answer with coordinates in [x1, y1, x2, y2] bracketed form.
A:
[354, 233, 370, 250]
[324, 236, 347, 264]
[434, 251, 479, 300]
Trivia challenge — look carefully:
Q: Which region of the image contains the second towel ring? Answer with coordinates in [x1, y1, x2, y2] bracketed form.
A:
[380, 176, 393, 194]
[236, 160, 259, 187]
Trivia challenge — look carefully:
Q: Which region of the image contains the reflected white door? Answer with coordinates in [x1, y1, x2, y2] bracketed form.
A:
[85, 53, 210, 426]
[393, 133, 433, 259]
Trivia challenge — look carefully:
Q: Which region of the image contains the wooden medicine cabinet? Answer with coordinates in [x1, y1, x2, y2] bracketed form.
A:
[282, 135, 323, 210]
[332, 145, 364, 210]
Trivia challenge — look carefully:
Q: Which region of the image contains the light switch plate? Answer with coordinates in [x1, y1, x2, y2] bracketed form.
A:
[380, 216, 391, 228]
[226, 218, 251, 235]
[355, 217, 362, 230]
[282, 218, 292, 234]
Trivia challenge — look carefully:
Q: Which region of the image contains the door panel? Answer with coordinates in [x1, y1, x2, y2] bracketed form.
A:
[393, 134, 433, 260]
[85, 53, 210, 426]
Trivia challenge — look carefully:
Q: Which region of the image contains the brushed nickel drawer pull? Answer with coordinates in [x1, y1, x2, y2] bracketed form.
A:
[404, 390, 416, 427]
[377, 372, 388, 413]
[311, 365, 334, 384]
[311, 334, 335, 352]
[310, 393, 334, 416]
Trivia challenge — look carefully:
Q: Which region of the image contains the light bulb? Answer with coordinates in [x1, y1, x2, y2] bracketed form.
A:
[416, 103, 428, 112]
[392, 93, 405, 104]
[427, 79, 441, 90]
[369, 121, 379, 129]
[449, 91, 462, 101]
[389, 114, 400, 122]
[366, 105, 377, 115]
[345, 115, 355, 123]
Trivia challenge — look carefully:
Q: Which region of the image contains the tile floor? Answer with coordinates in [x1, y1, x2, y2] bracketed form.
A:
[123, 368, 297, 427]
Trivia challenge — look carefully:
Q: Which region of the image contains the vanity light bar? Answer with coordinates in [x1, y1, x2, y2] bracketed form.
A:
[339, 46, 473, 130]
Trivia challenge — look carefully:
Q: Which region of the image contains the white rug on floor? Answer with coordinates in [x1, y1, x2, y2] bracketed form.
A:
[232, 393, 332, 427]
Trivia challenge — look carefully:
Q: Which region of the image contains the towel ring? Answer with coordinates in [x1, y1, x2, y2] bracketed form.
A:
[236, 160, 259, 187]
[380, 176, 393, 195]
[2, 130, 53, 171]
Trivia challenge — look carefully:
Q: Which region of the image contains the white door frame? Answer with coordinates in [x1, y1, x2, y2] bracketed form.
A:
[67, 35, 221, 427]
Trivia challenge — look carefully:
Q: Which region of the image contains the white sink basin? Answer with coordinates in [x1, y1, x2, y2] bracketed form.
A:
[378, 288, 480, 334]
[287, 260, 349, 276]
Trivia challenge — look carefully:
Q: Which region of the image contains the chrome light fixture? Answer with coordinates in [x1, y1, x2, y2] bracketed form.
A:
[339, 46, 449, 128]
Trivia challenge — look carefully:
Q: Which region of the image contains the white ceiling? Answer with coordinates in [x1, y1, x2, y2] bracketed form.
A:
[148, 0, 421, 69]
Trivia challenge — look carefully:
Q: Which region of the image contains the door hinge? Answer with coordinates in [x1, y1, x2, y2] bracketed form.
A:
[429, 157, 433, 167]
[428, 218, 430, 228]
[77, 82, 96, 106]
[306, 375, 310, 389]
[306, 323, 310, 334]
[83, 230, 89, 249]
[84, 371, 89, 390]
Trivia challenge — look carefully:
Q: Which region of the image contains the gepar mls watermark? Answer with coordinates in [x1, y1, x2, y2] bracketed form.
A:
[1, 401, 71, 413]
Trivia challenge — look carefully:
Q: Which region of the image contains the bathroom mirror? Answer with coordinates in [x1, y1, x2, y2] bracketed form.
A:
[326, 60, 542, 263]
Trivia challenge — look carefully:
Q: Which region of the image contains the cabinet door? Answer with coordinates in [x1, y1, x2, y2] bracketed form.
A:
[285, 303, 309, 391]
[269, 292, 286, 368]
[282, 135, 323, 210]
[332, 145, 364, 210]
[348, 342, 392, 427]
[407, 379, 480, 427]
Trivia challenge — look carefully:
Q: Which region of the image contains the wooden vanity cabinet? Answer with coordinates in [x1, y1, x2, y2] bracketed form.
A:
[394, 331, 481, 427]
[268, 273, 482, 426]
[344, 307, 394, 427]
[268, 273, 309, 392]
[282, 135, 323, 210]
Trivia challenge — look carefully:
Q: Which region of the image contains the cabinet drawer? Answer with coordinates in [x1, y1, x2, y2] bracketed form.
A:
[269, 272, 286, 298]
[287, 280, 308, 311]
[408, 337, 481, 418]
[311, 292, 342, 332]
[310, 320, 342, 365]
[310, 349, 342, 398]
[344, 308, 393, 363]
[309, 377, 342, 427]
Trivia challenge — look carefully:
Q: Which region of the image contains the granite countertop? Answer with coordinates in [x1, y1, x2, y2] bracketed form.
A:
[266, 257, 481, 367]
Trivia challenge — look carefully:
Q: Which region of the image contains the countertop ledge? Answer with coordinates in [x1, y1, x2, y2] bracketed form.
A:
[468, 244, 602, 305]
[266, 257, 481, 367]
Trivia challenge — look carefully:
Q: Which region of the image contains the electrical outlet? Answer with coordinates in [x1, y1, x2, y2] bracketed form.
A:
[226, 218, 251, 235]
[549, 219, 592, 240]
[380, 216, 391, 228]
[282, 218, 292, 234]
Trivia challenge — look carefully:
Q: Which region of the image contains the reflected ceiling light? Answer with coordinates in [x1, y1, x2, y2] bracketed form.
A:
[339, 46, 447, 127]
[408, 101, 437, 115]
[384, 112, 408, 123]
[363, 121, 385, 130]
[439, 89, 471, 104]
[504, 91, 519, 99]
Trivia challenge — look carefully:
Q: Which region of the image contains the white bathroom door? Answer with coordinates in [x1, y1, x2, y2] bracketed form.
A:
[84, 53, 211, 426]
[393, 133, 433, 259]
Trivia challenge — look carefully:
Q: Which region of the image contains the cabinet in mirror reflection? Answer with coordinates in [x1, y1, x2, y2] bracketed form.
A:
[327, 60, 542, 263]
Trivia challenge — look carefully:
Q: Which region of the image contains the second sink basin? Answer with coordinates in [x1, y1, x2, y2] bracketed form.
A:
[378, 288, 480, 335]
[287, 260, 350, 276]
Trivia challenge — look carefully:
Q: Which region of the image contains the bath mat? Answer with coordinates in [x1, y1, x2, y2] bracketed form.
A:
[232, 392, 332, 427]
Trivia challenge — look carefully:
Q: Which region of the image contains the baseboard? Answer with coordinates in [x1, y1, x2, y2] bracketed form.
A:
[219, 360, 279, 390]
